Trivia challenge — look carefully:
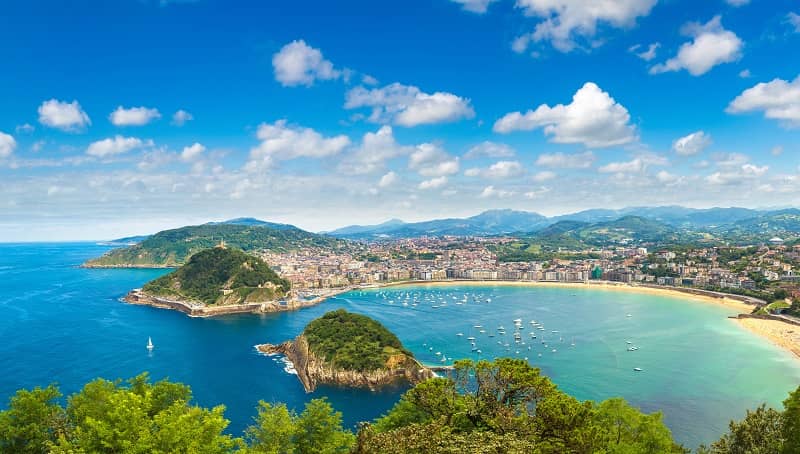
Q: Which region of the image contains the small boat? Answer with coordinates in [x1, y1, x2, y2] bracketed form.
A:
[473, 325, 483, 329]
[146, 337, 154, 351]
[627, 314, 633, 318]
[626, 341, 633, 345]
[456, 333, 463, 337]
[467, 336, 476, 341]
[634, 367, 643, 372]
[627, 346, 639, 351]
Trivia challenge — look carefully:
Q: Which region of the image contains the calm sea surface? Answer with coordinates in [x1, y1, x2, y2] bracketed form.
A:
[1, 243, 799, 448]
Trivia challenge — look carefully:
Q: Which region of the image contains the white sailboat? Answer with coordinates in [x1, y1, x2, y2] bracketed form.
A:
[147, 337, 154, 351]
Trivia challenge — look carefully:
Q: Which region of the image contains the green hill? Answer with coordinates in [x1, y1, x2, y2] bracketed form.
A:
[141, 247, 290, 305]
[84, 223, 345, 267]
[304, 309, 412, 372]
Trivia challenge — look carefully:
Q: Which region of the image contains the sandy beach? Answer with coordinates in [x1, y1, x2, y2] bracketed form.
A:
[736, 318, 800, 359]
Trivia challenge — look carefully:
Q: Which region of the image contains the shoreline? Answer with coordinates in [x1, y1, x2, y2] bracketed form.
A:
[122, 287, 353, 318]
[735, 316, 800, 360]
[368, 279, 761, 314]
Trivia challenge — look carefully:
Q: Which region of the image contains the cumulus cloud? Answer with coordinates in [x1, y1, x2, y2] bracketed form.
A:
[706, 163, 769, 185]
[535, 151, 595, 169]
[512, 0, 657, 53]
[109, 106, 161, 126]
[494, 82, 637, 148]
[171, 109, 194, 126]
[38, 99, 91, 132]
[726, 75, 800, 127]
[272, 40, 341, 87]
[630, 42, 660, 61]
[480, 185, 515, 198]
[598, 158, 645, 174]
[338, 126, 410, 174]
[655, 170, 682, 184]
[181, 143, 206, 162]
[672, 131, 712, 156]
[464, 141, 515, 159]
[650, 16, 742, 76]
[408, 143, 460, 177]
[345, 82, 475, 127]
[15, 124, 35, 134]
[419, 176, 448, 190]
[246, 119, 350, 172]
[465, 160, 525, 179]
[378, 171, 399, 188]
[531, 170, 556, 182]
[450, 0, 498, 13]
[86, 136, 148, 157]
[0, 132, 17, 158]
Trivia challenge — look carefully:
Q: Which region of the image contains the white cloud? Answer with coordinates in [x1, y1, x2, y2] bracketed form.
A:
[450, 0, 498, 13]
[86, 136, 147, 157]
[345, 82, 475, 127]
[15, 124, 35, 134]
[771, 145, 783, 156]
[408, 143, 460, 177]
[650, 16, 742, 76]
[181, 143, 206, 162]
[338, 126, 410, 174]
[0, 132, 17, 158]
[171, 109, 193, 126]
[465, 160, 525, 179]
[512, 0, 657, 53]
[655, 170, 681, 184]
[672, 131, 712, 156]
[726, 0, 749, 5]
[378, 171, 399, 188]
[272, 40, 340, 87]
[109, 106, 161, 126]
[788, 13, 800, 32]
[494, 82, 637, 148]
[726, 75, 800, 127]
[535, 151, 595, 169]
[531, 170, 556, 182]
[524, 186, 551, 199]
[739, 69, 751, 78]
[464, 141, 515, 159]
[480, 185, 515, 198]
[598, 158, 644, 174]
[419, 176, 448, 190]
[630, 42, 660, 61]
[706, 163, 769, 185]
[246, 119, 351, 172]
[38, 99, 91, 132]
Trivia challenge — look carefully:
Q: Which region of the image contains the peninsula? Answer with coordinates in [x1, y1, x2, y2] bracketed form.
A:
[256, 309, 434, 392]
[124, 246, 315, 317]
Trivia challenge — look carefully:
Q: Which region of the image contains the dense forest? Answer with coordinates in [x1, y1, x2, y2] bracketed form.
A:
[2, 359, 798, 453]
[303, 309, 411, 372]
[143, 247, 290, 305]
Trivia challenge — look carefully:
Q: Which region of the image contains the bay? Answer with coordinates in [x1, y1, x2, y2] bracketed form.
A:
[1, 242, 799, 448]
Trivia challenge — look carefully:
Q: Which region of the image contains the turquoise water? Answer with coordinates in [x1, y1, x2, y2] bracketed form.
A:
[1, 243, 799, 448]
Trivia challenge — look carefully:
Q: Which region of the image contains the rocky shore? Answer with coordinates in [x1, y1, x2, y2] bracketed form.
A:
[123, 288, 348, 318]
[256, 334, 435, 392]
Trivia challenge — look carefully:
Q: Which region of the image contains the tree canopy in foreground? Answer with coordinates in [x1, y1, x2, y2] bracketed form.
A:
[1, 360, 798, 453]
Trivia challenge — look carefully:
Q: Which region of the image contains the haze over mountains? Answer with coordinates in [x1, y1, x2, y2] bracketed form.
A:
[325, 207, 800, 240]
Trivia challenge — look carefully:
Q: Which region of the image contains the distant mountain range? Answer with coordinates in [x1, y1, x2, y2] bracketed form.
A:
[326, 207, 800, 240]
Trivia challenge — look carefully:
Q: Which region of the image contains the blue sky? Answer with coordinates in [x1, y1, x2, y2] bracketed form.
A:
[1, 0, 799, 240]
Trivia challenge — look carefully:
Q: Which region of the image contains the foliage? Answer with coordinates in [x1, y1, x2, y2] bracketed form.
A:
[246, 399, 354, 454]
[364, 358, 686, 454]
[143, 247, 290, 305]
[0, 373, 240, 454]
[85, 223, 346, 267]
[303, 309, 410, 372]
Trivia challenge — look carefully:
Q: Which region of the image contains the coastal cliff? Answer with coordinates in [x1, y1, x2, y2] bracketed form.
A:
[257, 310, 434, 392]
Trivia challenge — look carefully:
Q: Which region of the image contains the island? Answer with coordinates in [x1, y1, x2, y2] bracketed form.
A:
[256, 309, 434, 392]
[124, 246, 339, 317]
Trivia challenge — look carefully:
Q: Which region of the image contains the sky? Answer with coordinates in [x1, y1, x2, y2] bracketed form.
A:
[1, 0, 799, 241]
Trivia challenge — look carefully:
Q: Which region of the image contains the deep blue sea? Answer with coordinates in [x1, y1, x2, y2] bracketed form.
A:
[1, 243, 799, 448]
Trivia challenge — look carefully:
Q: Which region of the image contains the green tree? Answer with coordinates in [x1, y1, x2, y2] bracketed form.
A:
[246, 402, 296, 454]
[293, 399, 354, 454]
[593, 397, 683, 454]
[782, 386, 800, 454]
[699, 404, 783, 454]
[0, 385, 65, 454]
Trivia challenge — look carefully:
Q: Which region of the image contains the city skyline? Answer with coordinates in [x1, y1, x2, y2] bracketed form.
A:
[1, 0, 799, 240]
